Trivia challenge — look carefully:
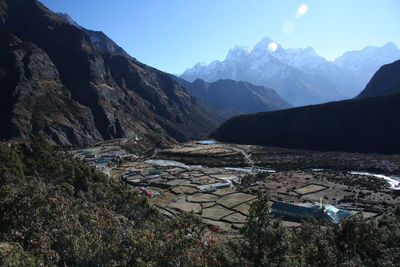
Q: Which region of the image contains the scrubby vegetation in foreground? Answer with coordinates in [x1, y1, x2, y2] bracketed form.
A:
[0, 137, 399, 266]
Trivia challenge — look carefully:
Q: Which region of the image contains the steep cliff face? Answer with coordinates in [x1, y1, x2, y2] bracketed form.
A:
[0, 0, 219, 146]
[0, 33, 102, 145]
[357, 60, 400, 98]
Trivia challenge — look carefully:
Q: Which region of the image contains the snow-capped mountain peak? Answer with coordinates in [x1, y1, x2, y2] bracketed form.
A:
[382, 41, 398, 50]
[225, 45, 250, 61]
[334, 42, 400, 88]
[252, 37, 275, 52]
[181, 37, 400, 106]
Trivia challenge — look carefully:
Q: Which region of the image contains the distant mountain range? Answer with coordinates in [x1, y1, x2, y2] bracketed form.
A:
[0, 0, 219, 147]
[211, 60, 400, 154]
[172, 76, 291, 119]
[181, 37, 400, 107]
[335, 42, 400, 91]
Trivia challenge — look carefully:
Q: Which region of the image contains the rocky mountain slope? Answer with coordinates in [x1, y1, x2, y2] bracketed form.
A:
[211, 60, 400, 154]
[173, 77, 291, 119]
[57, 12, 130, 57]
[182, 38, 400, 107]
[357, 59, 400, 98]
[335, 42, 400, 91]
[0, 0, 219, 146]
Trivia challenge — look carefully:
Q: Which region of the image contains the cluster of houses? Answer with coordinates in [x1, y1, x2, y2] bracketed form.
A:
[120, 168, 163, 197]
[73, 148, 136, 176]
[81, 151, 125, 164]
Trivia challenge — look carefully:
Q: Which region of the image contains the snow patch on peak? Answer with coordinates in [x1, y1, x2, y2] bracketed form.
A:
[194, 62, 207, 68]
[181, 36, 400, 105]
[383, 42, 398, 49]
[304, 46, 318, 55]
[225, 45, 250, 61]
[334, 42, 400, 89]
[252, 37, 276, 52]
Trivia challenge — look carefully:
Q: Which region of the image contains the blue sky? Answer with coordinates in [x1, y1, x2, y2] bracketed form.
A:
[40, 0, 400, 74]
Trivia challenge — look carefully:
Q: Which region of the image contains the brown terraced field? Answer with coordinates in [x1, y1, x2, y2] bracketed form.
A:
[72, 140, 400, 238]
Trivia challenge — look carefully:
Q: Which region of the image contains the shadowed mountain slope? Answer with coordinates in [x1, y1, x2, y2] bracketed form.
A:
[357, 59, 400, 98]
[212, 94, 400, 153]
[0, 0, 219, 146]
[211, 60, 400, 154]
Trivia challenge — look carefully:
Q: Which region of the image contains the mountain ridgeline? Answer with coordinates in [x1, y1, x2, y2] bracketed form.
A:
[182, 38, 400, 107]
[357, 59, 400, 98]
[335, 42, 400, 90]
[211, 60, 400, 154]
[173, 77, 291, 119]
[0, 0, 219, 147]
[57, 12, 130, 57]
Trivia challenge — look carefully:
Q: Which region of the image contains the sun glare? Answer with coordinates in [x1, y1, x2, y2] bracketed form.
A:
[296, 4, 308, 17]
[268, 42, 278, 52]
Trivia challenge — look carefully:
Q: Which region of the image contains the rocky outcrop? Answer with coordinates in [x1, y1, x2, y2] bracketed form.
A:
[0, 34, 102, 145]
[0, 0, 219, 146]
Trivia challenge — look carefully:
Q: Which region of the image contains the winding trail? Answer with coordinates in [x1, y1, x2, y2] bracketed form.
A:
[229, 146, 255, 168]
[150, 148, 160, 159]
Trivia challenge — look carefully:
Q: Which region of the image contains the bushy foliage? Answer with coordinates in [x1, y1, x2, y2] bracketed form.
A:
[0, 137, 213, 266]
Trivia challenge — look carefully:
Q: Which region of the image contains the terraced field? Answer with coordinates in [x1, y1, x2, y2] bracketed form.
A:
[72, 140, 400, 237]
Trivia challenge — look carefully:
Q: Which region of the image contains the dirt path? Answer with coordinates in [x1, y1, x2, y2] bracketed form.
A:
[229, 146, 255, 168]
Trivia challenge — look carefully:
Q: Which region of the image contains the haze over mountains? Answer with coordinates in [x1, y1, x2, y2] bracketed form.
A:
[0, 0, 219, 146]
[212, 59, 400, 154]
[172, 76, 291, 119]
[182, 37, 400, 106]
[335, 42, 400, 91]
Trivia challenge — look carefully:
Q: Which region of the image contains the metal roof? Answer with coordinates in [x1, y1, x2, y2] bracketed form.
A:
[271, 201, 352, 224]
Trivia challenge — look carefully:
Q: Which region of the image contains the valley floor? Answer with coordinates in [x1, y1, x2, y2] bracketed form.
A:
[71, 140, 400, 239]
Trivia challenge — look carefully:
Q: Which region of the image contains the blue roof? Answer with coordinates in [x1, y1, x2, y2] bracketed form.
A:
[271, 201, 352, 224]
[198, 140, 217, 144]
[272, 201, 319, 216]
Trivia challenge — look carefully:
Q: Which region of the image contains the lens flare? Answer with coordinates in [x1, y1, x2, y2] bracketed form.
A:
[296, 4, 308, 17]
[268, 42, 278, 52]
